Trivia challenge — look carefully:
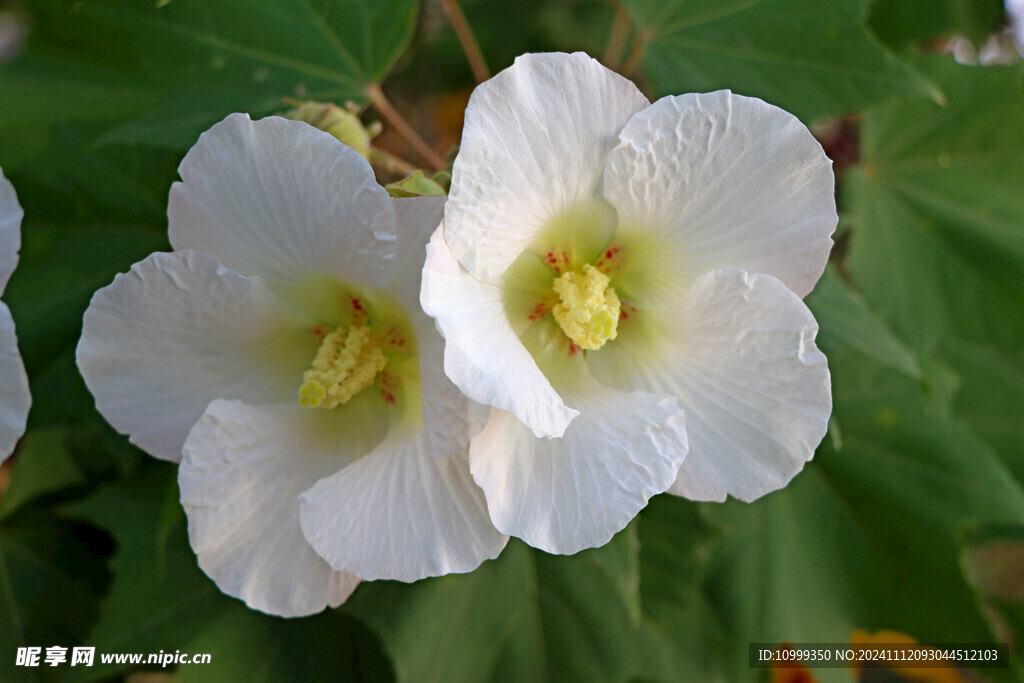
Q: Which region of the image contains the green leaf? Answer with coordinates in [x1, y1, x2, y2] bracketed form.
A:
[5, 124, 181, 223]
[867, 0, 1007, 50]
[701, 468, 875, 682]
[0, 511, 111, 682]
[847, 54, 1024, 353]
[80, 0, 422, 148]
[3, 223, 167, 427]
[702, 349, 1024, 680]
[637, 496, 727, 679]
[0, 56, 158, 129]
[818, 351, 1024, 640]
[63, 464, 394, 682]
[175, 603, 393, 682]
[0, 0, 157, 135]
[945, 341, 1024, 483]
[61, 465, 229, 682]
[346, 530, 657, 682]
[806, 264, 921, 380]
[619, 0, 939, 122]
[0, 428, 84, 519]
[385, 170, 449, 197]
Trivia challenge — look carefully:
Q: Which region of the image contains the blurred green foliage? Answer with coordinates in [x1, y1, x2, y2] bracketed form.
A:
[1, 0, 1022, 681]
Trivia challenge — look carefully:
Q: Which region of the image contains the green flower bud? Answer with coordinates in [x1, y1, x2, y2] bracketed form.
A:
[284, 101, 376, 160]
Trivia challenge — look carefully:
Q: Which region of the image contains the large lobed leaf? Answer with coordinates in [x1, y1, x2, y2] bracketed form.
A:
[619, 0, 939, 122]
[2, 0, 421, 150]
[806, 264, 922, 381]
[697, 346, 1024, 680]
[946, 341, 1024, 483]
[63, 464, 391, 682]
[867, 0, 1007, 50]
[0, 510, 110, 683]
[85, 0, 421, 148]
[3, 223, 168, 428]
[847, 54, 1024, 353]
[344, 528, 684, 682]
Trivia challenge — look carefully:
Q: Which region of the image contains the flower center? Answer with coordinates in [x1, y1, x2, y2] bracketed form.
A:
[551, 264, 621, 350]
[298, 325, 387, 409]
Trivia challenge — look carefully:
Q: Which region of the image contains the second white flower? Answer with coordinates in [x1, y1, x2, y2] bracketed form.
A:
[422, 52, 835, 554]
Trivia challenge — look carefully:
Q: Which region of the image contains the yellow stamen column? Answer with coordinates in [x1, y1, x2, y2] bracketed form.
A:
[298, 325, 387, 409]
[551, 264, 621, 350]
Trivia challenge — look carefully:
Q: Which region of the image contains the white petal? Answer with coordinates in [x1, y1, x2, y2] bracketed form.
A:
[169, 113, 396, 297]
[0, 167, 23, 294]
[77, 251, 314, 462]
[0, 303, 30, 463]
[469, 378, 687, 554]
[180, 399, 375, 617]
[389, 196, 475, 456]
[421, 225, 578, 439]
[604, 92, 836, 298]
[445, 52, 649, 281]
[388, 196, 446, 311]
[300, 427, 507, 581]
[599, 269, 831, 502]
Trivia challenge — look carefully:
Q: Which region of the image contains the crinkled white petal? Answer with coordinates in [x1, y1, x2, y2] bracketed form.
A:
[389, 196, 474, 456]
[604, 92, 836, 298]
[0, 303, 30, 463]
[169, 113, 396, 296]
[180, 399, 372, 617]
[607, 269, 831, 502]
[445, 52, 649, 281]
[421, 224, 578, 439]
[77, 251, 315, 462]
[469, 377, 687, 554]
[300, 427, 507, 581]
[0, 168, 22, 294]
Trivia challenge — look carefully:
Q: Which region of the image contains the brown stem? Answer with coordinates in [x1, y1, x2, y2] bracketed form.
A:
[369, 147, 418, 175]
[365, 84, 447, 171]
[602, 4, 631, 69]
[439, 0, 491, 83]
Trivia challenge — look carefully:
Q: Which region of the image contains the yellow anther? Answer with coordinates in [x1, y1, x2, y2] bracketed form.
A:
[552, 264, 620, 350]
[299, 325, 387, 409]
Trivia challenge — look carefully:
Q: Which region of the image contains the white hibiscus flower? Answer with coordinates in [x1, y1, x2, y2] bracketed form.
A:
[421, 52, 834, 554]
[77, 114, 507, 617]
[0, 167, 31, 463]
